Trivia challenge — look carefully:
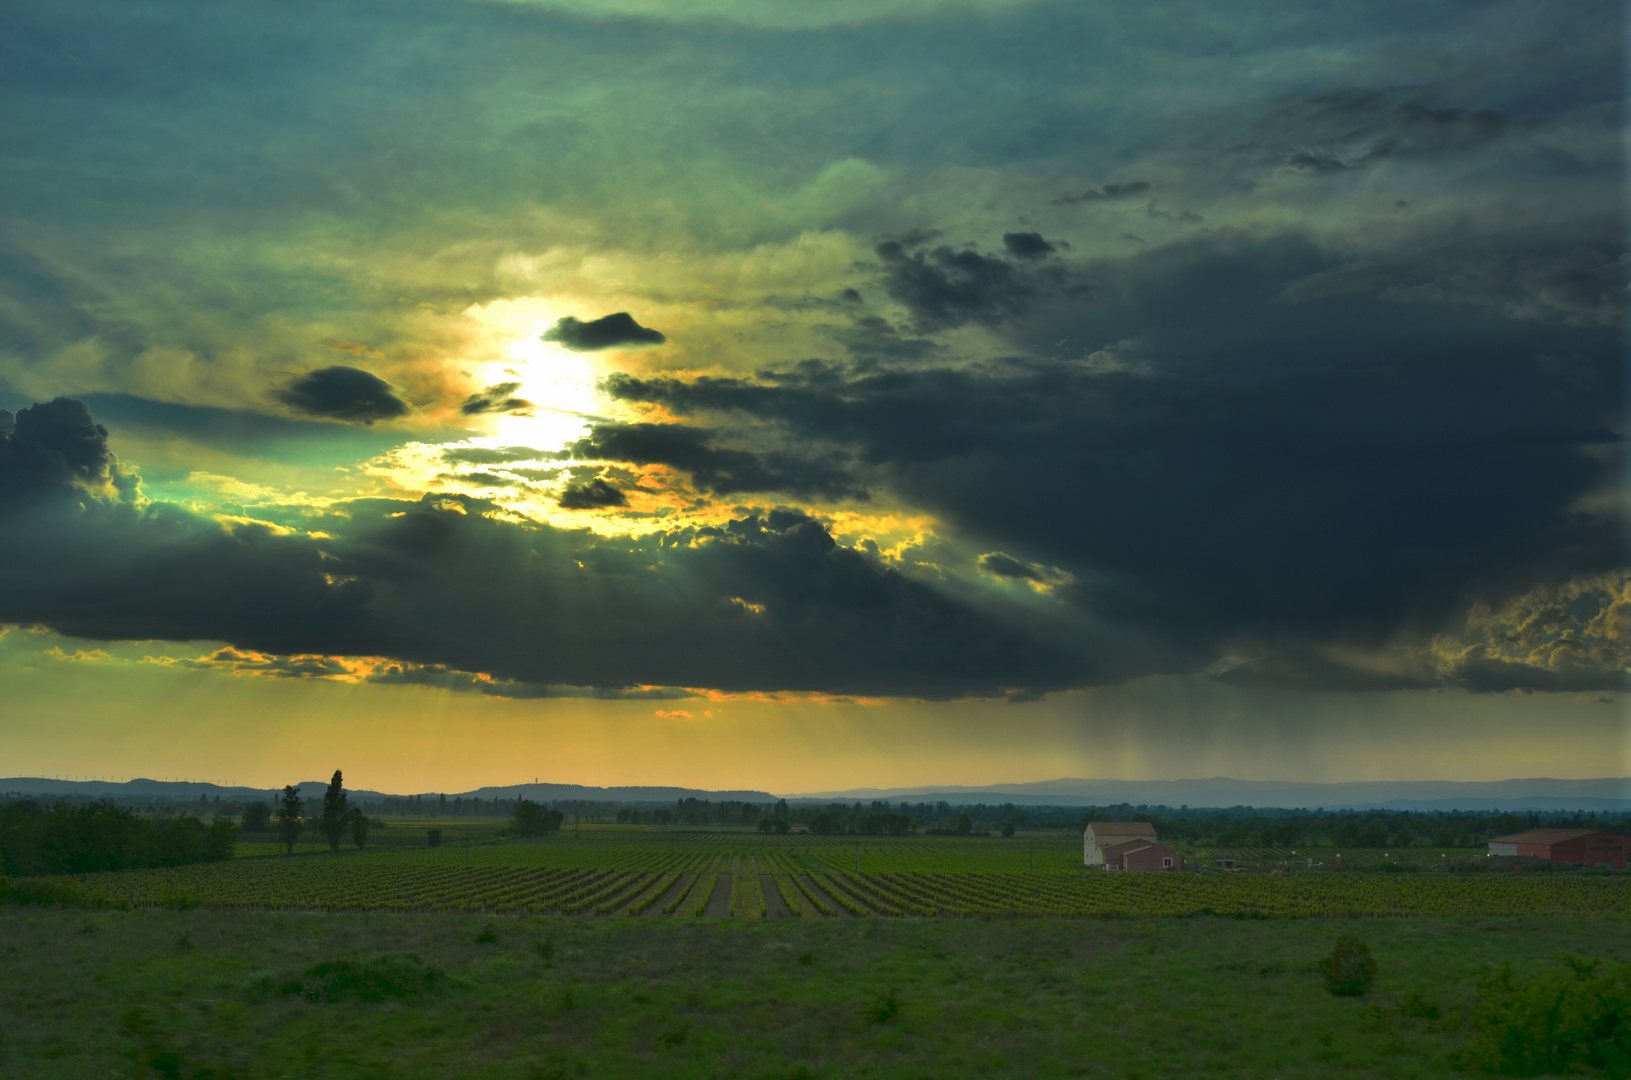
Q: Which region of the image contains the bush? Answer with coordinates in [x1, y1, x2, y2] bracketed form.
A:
[1454, 955, 1631, 1077]
[277, 954, 444, 1004]
[1318, 933, 1377, 997]
[427, 828, 442, 848]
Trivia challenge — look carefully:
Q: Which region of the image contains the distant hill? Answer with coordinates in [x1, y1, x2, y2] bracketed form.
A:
[0, 777, 775, 805]
[464, 783, 776, 804]
[784, 777, 1631, 811]
[5, 775, 1625, 811]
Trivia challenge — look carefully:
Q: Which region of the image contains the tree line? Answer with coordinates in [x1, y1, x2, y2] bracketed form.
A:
[0, 799, 236, 876]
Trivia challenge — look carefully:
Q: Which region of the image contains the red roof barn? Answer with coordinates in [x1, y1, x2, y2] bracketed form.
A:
[1487, 829, 1629, 870]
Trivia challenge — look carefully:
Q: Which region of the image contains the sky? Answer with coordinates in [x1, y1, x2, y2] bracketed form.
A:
[0, 0, 1624, 794]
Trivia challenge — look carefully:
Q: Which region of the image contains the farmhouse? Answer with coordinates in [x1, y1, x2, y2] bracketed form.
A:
[1486, 828, 1629, 870]
[1083, 820, 1181, 870]
[1099, 838, 1184, 872]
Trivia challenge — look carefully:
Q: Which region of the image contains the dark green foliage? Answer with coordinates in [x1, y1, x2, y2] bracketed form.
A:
[0, 800, 236, 876]
[475, 923, 498, 943]
[347, 808, 368, 850]
[276, 954, 444, 1004]
[1455, 955, 1631, 1077]
[870, 988, 901, 1024]
[276, 787, 303, 855]
[240, 802, 270, 833]
[319, 771, 349, 853]
[1318, 934, 1377, 996]
[512, 800, 564, 837]
[955, 814, 973, 836]
[427, 828, 442, 848]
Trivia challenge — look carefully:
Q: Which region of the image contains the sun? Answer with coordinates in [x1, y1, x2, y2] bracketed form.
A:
[487, 330, 604, 452]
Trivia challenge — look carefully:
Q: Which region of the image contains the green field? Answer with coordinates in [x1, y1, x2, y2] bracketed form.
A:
[2, 906, 1626, 1079]
[12, 828, 1626, 920]
[7, 829, 1629, 1077]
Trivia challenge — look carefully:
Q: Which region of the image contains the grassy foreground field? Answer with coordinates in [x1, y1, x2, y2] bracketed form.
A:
[1, 907, 1626, 1079]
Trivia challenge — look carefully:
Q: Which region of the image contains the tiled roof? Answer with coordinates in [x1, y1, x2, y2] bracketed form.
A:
[1489, 828, 1606, 845]
[1086, 821, 1157, 837]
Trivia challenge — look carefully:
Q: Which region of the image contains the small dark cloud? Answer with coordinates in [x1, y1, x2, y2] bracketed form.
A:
[443, 471, 521, 488]
[543, 312, 666, 351]
[1282, 149, 1351, 174]
[1052, 181, 1151, 205]
[1145, 203, 1205, 224]
[570, 422, 865, 500]
[839, 288, 863, 303]
[978, 551, 1048, 582]
[459, 381, 534, 416]
[557, 477, 628, 510]
[1002, 232, 1057, 260]
[273, 366, 409, 423]
[875, 240, 1036, 331]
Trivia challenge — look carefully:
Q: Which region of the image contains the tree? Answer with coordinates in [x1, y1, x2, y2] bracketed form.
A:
[512, 799, 564, 837]
[347, 808, 369, 850]
[320, 770, 350, 852]
[277, 785, 304, 854]
[241, 802, 271, 833]
[955, 813, 973, 836]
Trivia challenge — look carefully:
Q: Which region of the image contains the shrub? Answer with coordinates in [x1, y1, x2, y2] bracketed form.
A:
[427, 828, 442, 848]
[1454, 955, 1631, 1078]
[277, 954, 444, 1004]
[1318, 933, 1377, 997]
[869, 989, 901, 1024]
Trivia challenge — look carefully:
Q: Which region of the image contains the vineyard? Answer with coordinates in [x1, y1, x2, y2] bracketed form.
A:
[12, 829, 1627, 918]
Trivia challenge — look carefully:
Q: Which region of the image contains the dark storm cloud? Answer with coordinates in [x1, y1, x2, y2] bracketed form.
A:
[0, 400, 1083, 697]
[605, 226, 1625, 689]
[556, 477, 627, 510]
[1001, 232, 1056, 260]
[875, 240, 1049, 331]
[273, 366, 409, 423]
[1052, 181, 1151, 205]
[458, 382, 533, 416]
[568, 422, 865, 500]
[543, 313, 666, 351]
[0, 398, 132, 506]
